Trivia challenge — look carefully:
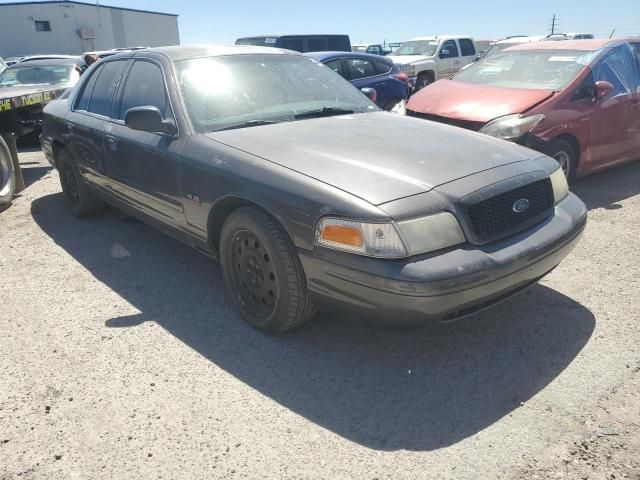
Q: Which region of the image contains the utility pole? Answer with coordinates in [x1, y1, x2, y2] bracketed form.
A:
[550, 14, 558, 35]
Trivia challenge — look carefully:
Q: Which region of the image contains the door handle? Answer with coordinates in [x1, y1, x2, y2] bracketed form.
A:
[104, 135, 119, 151]
[65, 122, 74, 133]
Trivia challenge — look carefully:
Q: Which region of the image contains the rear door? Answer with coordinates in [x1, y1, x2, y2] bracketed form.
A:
[106, 58, 186, 229]
[457, 38, 477, 71]
[66, 59, 128, 181]
[589, 44, 640, 166]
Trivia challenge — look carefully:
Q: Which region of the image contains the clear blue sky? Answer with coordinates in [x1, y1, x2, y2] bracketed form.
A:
[23, 0, 640, 43]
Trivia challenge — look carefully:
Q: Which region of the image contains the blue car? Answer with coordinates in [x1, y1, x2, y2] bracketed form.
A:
[306, 51, 409, 110]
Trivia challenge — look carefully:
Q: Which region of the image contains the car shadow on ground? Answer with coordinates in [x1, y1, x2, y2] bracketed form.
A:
[31, 192, 595, 452]
[572, 160, 640, 211]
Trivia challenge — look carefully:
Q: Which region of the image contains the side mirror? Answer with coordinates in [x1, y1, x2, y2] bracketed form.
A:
[361, 87, 377, 103]
[439, 49, 450, 59]
[124, 106, 177, 135]
[595, 80, 613, 100]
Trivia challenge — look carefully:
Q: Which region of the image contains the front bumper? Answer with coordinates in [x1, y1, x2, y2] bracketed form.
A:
[299, 193, 587, 324]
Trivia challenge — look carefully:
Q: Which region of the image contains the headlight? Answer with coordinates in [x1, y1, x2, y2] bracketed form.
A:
[479, 114, 545, 141]
[315, 213, 465, 258]
[549, 167, 569, 204]
[315, 218, 407, 258]
[396, 212, 465, 255]
[399, 64, 415, 76]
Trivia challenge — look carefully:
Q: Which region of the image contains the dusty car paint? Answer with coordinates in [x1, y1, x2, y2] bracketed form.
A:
[41, 46, 587, 325]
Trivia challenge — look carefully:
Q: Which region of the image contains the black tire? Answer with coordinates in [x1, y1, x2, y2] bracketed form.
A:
[57, 149, 105, 218]
[220, 206, 315, 333]
[414, 72, 434, 92]
[546, 138, 577, 183]
[0, 136, 16, 207]
[383, 98, 403, 111]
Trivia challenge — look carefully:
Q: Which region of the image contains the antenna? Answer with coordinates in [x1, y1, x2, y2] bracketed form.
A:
[609, 28, 616, 39]
[549, 14, 558, 35]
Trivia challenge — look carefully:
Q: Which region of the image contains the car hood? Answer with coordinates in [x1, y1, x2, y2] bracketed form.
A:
[205, 112, 538, 205]
[387, 55, 432, 65]
[407, 80, 555, 123]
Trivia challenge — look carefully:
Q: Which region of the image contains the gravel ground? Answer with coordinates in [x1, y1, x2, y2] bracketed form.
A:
[1, 147, 639, 480]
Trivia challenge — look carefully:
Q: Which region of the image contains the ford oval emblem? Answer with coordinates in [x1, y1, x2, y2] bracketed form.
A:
[512, 198, 530, 213]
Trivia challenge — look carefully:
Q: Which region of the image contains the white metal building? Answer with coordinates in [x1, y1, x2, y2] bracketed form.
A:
[0, 1, 179, 57]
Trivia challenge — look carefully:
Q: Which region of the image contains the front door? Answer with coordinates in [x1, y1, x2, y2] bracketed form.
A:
[589, 44, 640, 168]
[105, 59, 186, 230]
[437, 40, 459, 79]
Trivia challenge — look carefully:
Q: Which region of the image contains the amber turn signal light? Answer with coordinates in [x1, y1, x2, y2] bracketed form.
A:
[320, 225, 364, 247]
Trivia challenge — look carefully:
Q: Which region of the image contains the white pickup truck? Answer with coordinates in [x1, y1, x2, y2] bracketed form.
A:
[387, 35, 478, 92]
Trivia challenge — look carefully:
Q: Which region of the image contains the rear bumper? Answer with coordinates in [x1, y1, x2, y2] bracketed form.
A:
[299, 193, 587, 323]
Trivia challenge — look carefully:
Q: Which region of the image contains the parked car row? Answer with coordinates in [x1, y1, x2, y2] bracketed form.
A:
[39, 45, 587, 334]
[406, 38, 640, 180]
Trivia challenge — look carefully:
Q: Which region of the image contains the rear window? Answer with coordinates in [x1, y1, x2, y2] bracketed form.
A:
[85, 60, 126, 117]
[459, 39, 476, 56]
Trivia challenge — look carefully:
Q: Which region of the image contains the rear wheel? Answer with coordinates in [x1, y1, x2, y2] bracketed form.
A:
[57, 149, 105, 218]
[546, 138, 577, 182]
[0, 136, 16, 207]
[220, 207, 315, 333]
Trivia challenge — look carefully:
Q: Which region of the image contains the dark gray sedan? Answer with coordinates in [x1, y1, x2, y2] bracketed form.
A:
[40, 46, 587, 333]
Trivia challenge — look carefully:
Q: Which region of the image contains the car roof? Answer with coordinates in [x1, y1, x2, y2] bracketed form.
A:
[124, 45, 302, 61]
[494, 35, 545, 45]
[305, 51, 392, 62]
[409, 35, 472, 41]
[8, 58, 79, 67]
[504, 38, 624, 52]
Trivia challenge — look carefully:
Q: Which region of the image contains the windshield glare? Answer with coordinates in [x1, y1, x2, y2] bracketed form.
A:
[176, 54, 376, 132]
[394, 40, 439, 56]
[0, 64, 79, 88]
[455, 50, 594, 90]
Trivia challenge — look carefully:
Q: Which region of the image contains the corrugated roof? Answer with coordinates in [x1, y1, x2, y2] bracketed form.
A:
[0, 0, 177, 17]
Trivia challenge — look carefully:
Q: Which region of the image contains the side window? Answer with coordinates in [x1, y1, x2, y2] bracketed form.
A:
[280, 37, 303, 52]
[87, 60, 126, 117]
[345, 58, 377, 79]
[367, 45, 382, 55]
[440, 40, 459, 58]
[459, 39, 476, 57]
[327, 36, 350, 51]
[323, 59, 346, 79]
[373, 60, 392, 74]
[75, 64, 102, 111]
[593, 44, 639, 97]
[307, 38, 328, 52]
[118, 61, 170, 120]
[631, 43, 640, 85]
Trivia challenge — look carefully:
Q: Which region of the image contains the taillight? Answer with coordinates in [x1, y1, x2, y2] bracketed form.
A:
[395, 72, 409, 84]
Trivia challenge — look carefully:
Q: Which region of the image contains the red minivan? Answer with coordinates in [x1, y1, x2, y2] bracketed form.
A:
[406, 39, 640, 180]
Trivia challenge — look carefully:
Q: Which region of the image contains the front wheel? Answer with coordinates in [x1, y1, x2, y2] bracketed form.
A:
[414, 72, 434, 92]
[220, 207, 315, 333]
[546, 138, 577, 182]
[0, 136, 16, 207]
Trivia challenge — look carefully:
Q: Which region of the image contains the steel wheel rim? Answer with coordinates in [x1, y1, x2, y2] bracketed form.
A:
[62, 165, 80, 204]
[554, 151, 570, 178]
[228, 230, 278, 319]
[0, 150, 11, 197]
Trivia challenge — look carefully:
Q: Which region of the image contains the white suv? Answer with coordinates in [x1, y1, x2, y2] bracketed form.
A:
[387, 35, 477, 91]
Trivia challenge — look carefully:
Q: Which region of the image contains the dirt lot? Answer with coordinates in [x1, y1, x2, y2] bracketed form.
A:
[1, 147, 639, 480]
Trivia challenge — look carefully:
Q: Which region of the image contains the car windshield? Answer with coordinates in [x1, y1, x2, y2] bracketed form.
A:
[0, 64, 79, 88]
[455, 49, 594, 90]
[393, 40, 439, 56]
[175, 54, 377, 132]
[482, 42, 521, 58]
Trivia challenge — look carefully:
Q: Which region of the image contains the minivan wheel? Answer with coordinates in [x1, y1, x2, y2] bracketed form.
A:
[546, 138, 577, 182]
[220, 207, 315, 333]
[0, 136, 16, 206]
[57, 149, 105, 218]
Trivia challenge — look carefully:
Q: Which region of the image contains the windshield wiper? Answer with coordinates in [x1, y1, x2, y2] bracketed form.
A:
[213, 119, 280, 132]
[294, 107, 355, 119]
